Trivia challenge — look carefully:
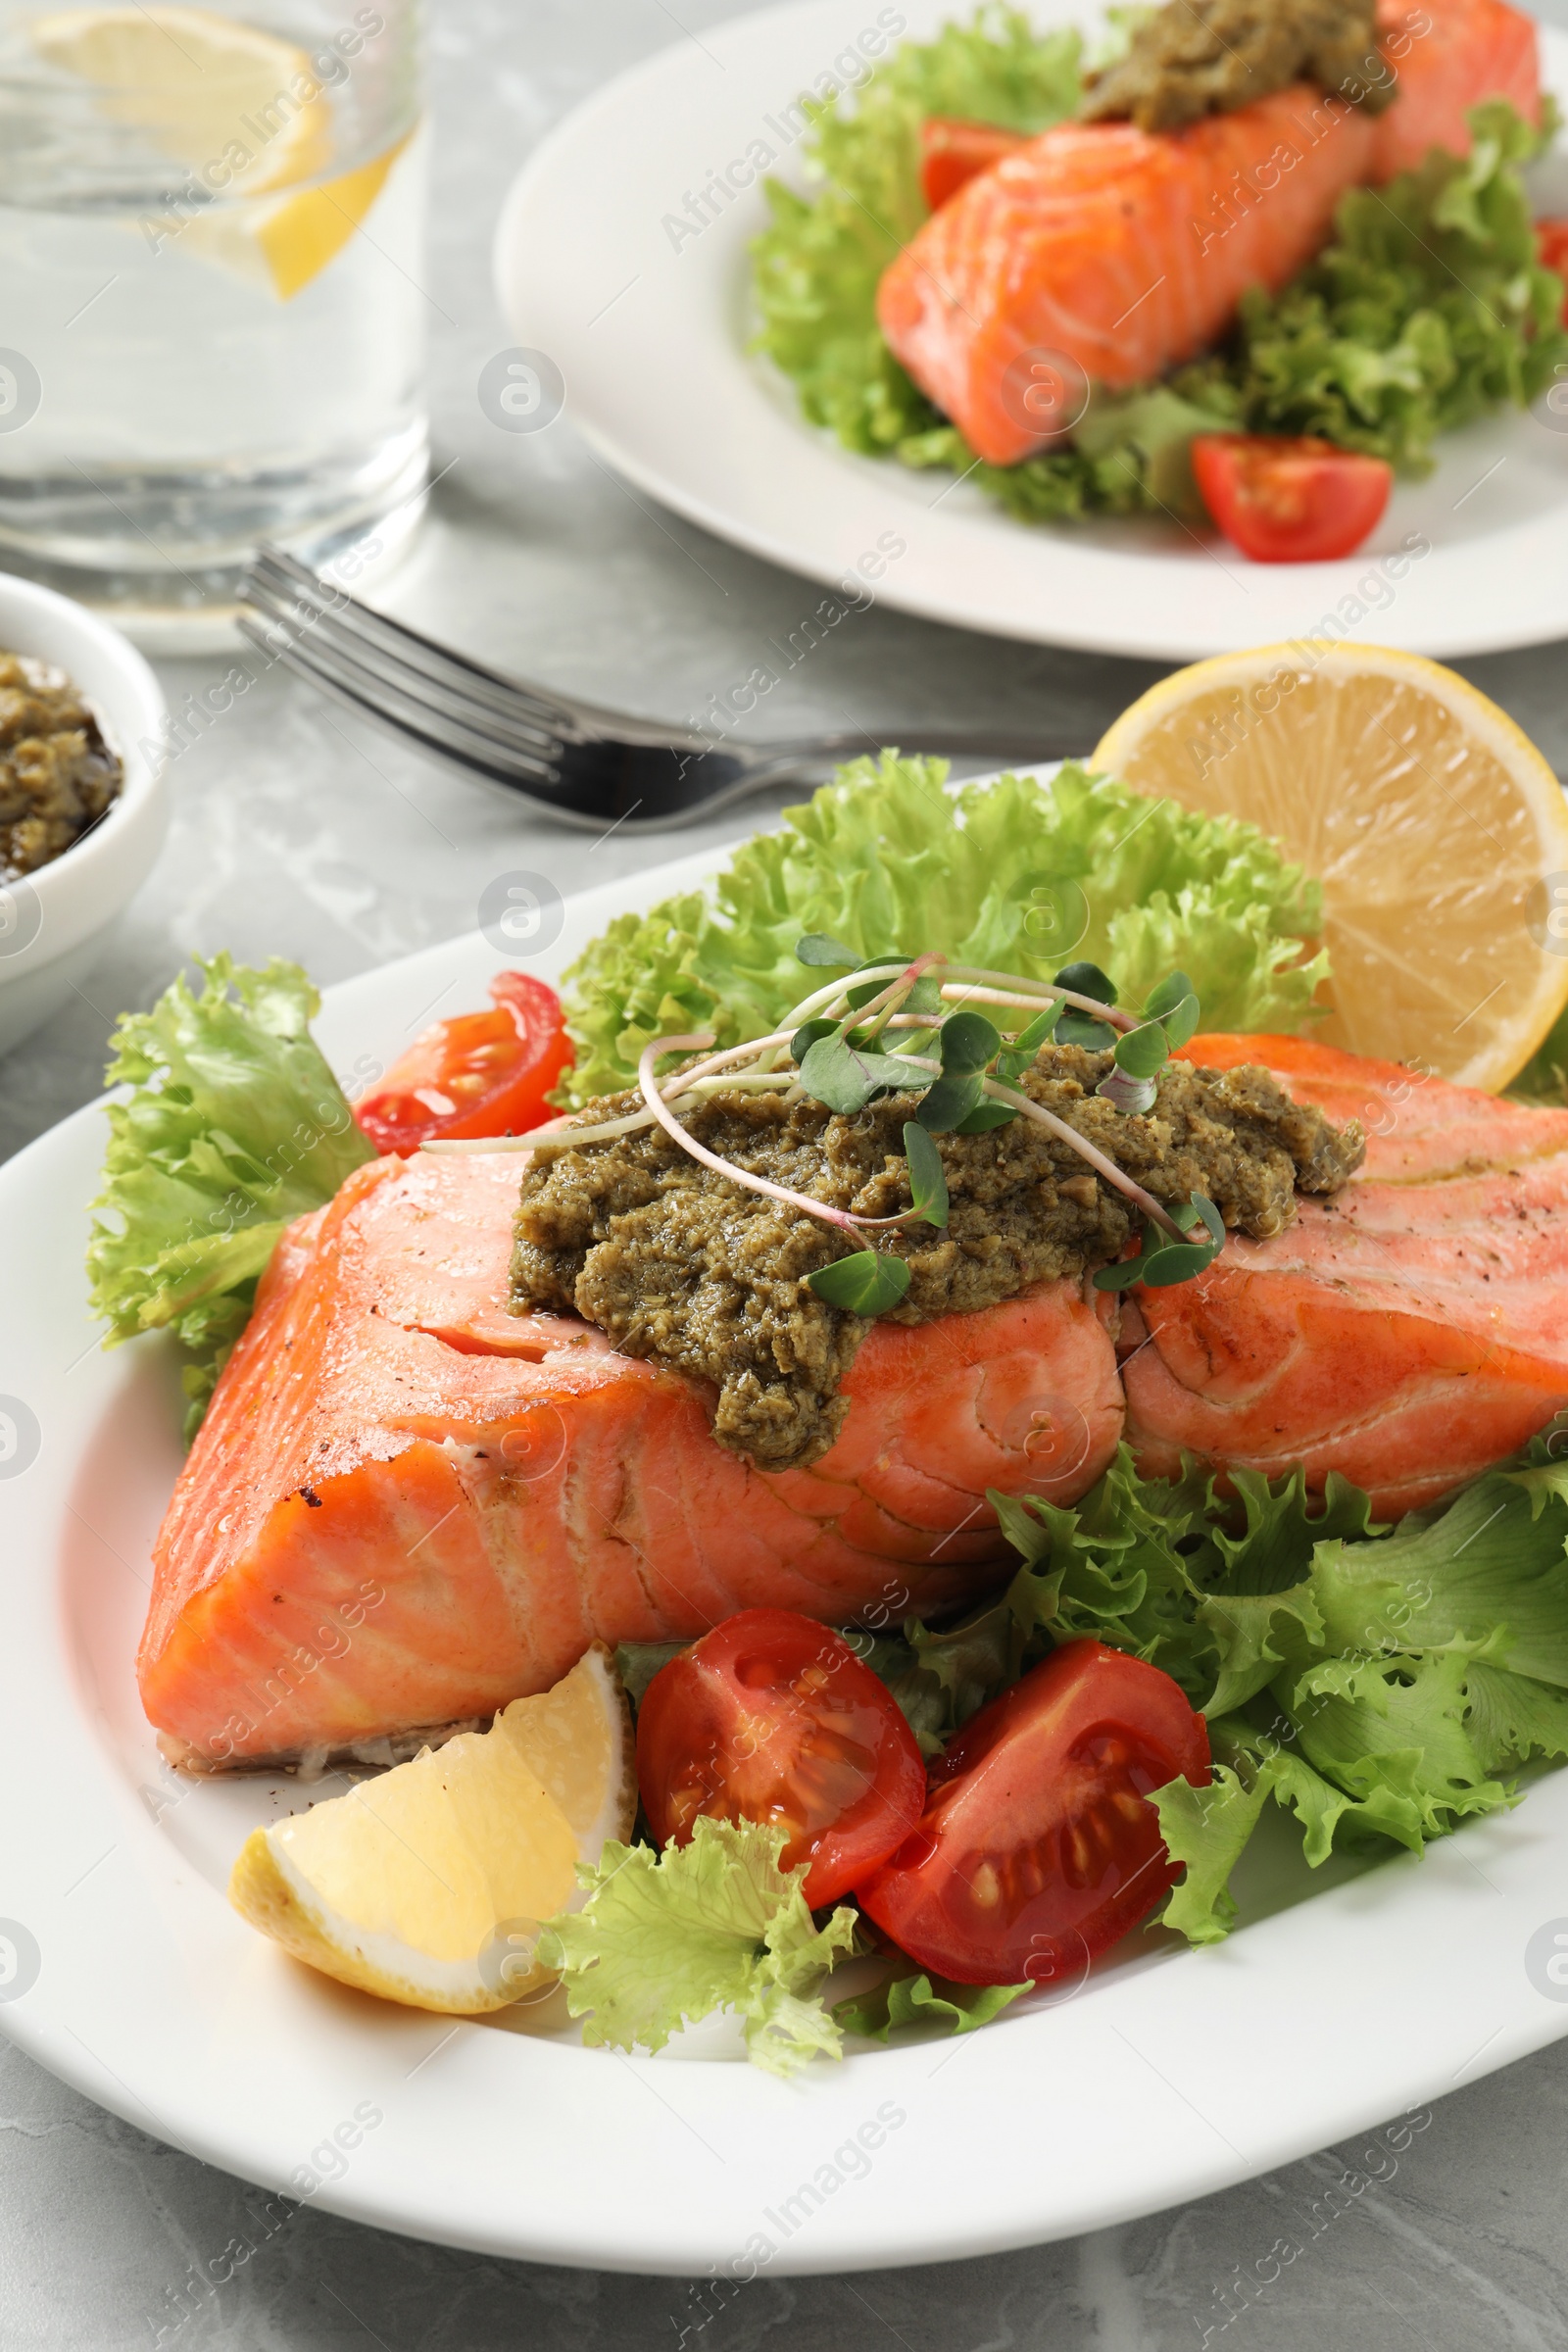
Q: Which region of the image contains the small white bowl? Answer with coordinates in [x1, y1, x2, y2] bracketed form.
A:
[0, 573, 169, 1058]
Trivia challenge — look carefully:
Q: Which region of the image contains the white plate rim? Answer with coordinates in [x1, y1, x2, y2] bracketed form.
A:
[3, 839, 1568, 2275]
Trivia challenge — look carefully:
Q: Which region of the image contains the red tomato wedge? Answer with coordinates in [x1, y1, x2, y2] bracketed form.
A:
[1538, 219, 1568, 320]
[354, 970, 573, 1156]
[855, 1640, 1209, 1986]
[1191, 433, 1393, 564]
[637, 1608, 926, 1908]
[920, 116, 1028, 214]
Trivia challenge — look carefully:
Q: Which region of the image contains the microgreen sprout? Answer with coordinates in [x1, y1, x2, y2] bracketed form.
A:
[1093, 969, 1202, 1116]
[1092, 1193, 1224, 1293]
[431, 940, 1228, 1313]
[1050, 961, 1118, 1052]
[806, 1250, 912, 1313]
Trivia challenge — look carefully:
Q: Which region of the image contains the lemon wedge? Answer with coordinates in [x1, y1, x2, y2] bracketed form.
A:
[32, 6, 330, 194]
[229, 1647, 636, 2014]
[1092, 643, 1568, 1091]
[248, 135, 409, 300]
[30, 5, 408, 298]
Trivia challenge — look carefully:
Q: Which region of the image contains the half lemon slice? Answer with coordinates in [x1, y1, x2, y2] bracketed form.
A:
[31, 5, 408, 298]
[31, 6, 330, 194]
[1093, 643, 1568, 1091]
[229, 1647, 636, 2014]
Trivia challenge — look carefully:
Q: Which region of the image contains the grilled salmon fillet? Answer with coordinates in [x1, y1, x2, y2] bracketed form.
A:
[140, 1152, 1124, 1765]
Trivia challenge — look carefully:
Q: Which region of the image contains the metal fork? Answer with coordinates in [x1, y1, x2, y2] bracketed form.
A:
[238, 547, 1077, 833]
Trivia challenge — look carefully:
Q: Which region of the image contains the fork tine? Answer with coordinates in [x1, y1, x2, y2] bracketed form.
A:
[245, 577, 570, 761]
[246, 547, 576, 736]
[236, 613, 762, 834]
[236, 614, 571, 792]
[243, 556, 561, 741]
[247, 548, 721, 756]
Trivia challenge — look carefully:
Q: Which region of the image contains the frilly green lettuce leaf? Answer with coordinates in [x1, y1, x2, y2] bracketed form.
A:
[559, 755, 1327, 1102]
[1197, 1585, 1325, 1718]
[1308, 1461, 1568, 1686]
[541, 1816, 860, 2076]
[1153, 1712, 1432, 1944]
[1149, 1759, 1270, 1944]
[1277, 1651, 1514, 1837]
[1462, 1663, 1568, 1775]
[903, 1589, 1029, 1732]
[834, 1960, 1029, 2040]
[85, 956, 373, 1433]
[843, 1634, 954, 1757]
[991, 1447, 1221, 1703]
[1207, 1466, 1384, 1596]
[1191, 1466, 1376, 1711]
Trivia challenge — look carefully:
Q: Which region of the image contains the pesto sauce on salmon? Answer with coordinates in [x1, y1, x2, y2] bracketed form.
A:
[510, 1048, 1363, 1474]
[1081, 0, 1393, 132]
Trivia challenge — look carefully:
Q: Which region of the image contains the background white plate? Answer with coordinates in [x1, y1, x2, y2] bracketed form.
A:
[4, 843, 1568, 2273]
[494, 0, 1568, 662]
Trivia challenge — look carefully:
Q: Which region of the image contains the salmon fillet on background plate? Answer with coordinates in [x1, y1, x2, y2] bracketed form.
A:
[876, 0, 1542, 466]
[137, 1037, 1568, 1767]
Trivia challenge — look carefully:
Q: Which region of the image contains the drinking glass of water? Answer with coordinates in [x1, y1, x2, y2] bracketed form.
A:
[0, 0, 427, 635]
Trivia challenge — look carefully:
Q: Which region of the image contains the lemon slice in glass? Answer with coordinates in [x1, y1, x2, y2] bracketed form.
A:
[30, 5, 407, 297]
[1092, 643, 1568, 1091]
[229, 1647, 636, 2014]
[31, 6, 330, 193]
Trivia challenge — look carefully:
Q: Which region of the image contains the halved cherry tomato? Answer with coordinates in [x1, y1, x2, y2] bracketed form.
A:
[855, 1639, 1209, 1986]
[354, 970, 573, 1156]
[637, 1608, 926, 1908]
[920, 116, 1028, 213]
[1191, 433, 1393, 564]
[1537, 219, 1568, 321]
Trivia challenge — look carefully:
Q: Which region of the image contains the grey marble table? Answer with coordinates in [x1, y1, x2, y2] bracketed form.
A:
[7, 0, 1568, 2342]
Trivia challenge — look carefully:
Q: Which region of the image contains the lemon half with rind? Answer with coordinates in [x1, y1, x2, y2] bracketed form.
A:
[229, 1647, 636, 2015]
[1093, 643, 1568, 1092]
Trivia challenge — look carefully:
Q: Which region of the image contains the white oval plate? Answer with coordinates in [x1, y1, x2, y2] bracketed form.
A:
[493, 0, 1568, 662]
[4, 841, 1568, 2273]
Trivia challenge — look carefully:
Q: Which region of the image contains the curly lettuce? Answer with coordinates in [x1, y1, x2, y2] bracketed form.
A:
[832, 1961, 1030, 2039]
[959, 1429, 1568, 1944]
[541, 1816, 859, 2075]
[545, 1814, 1024, 2061]
[559, 753, 1327, 1101]
[753, 0, 1568, 522]
[85, 956, 373, 1433]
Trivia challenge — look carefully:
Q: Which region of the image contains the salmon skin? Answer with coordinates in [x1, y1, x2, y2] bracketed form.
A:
[876, 0, 1541, 465]
[140, 1152, 1125, 1766]
[1118, 1035, 1568, 1517]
